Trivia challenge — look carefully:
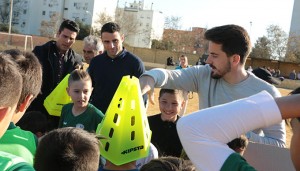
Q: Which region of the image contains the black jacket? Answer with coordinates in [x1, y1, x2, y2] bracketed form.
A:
[28, 40, 83, 114]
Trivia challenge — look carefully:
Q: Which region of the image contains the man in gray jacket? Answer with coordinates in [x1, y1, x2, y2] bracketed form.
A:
[139, 24, 286, 147]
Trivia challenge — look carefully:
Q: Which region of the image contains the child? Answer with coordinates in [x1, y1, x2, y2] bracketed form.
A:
[175, 55, 190, 116]
[0, 53, 34, 170]
[227, 135, 249, 156]
[59, 69, 104, 132]
[148, 89, 185, 157]
[0, 49, 42, 165]
[177, 90, 300, 171]
[34, 127, 101, 171]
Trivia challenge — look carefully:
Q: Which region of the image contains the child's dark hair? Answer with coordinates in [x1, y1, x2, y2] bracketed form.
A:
[34, 127, 100, 171]
[140, 156, 196, 171]
[227, 134, 249, 153]
[68, 69, 91, 86]
[159, 89, 184, 99]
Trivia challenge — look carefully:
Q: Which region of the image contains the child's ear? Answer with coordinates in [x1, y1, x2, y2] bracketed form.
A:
[66, 87, 70, 96]
[180, 100, 186, 109]
[19, 95, 34, 112]
[0, 107, 11, 122]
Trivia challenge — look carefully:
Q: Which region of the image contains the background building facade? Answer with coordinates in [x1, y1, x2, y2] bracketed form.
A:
[0, 0, 117, 36]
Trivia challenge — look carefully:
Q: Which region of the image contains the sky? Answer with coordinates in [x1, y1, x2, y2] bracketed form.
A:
[118, 0, 295, 44]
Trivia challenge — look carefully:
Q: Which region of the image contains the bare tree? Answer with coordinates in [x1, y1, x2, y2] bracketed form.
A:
[0, 0, 26, 24]
[95, 12, 114, 32]
[250, 36, 272, 59]
[39, 12, 61, 38]
[266, 25, 288, 61]
[164, 16, 182, 30]
[114, 8, 140, 38]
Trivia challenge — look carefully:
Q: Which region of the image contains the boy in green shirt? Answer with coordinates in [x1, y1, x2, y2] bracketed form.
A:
[0, 49, 42, 165]
[59, 69, 104, 132]
[0, 53, 34, 171]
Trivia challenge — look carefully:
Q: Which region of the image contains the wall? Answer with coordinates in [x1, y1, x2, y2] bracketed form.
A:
[246, 58, 300, 78]
[128, 46, 200, 65]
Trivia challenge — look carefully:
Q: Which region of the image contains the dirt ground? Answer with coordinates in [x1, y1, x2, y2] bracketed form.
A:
[146, 88, 293, 148]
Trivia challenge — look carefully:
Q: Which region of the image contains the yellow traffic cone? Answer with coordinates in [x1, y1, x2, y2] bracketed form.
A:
[44, 74, 72, 116]
[96, 75, 151, 166]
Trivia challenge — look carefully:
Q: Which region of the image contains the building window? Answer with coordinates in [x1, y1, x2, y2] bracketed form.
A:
[42, 11, 46, 15]
[21, 22, 26, 28]
[23, 10, 27, 14]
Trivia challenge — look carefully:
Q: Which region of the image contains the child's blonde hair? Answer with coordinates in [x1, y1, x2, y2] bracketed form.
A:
[68, 69, 91, 86]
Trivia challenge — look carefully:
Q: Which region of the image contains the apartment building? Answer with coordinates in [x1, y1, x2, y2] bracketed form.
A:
[117, 0, 164, 48]
[1, 0, 117, 36]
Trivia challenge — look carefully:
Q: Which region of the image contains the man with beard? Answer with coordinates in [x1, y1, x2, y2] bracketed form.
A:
[139, 24, 286, 148]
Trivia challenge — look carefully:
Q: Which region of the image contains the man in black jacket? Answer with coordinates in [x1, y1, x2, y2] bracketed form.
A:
[28, 19, 83, 131]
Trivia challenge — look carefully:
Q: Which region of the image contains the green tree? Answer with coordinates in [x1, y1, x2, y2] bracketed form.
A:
[0, 23, 18, 33]
[250, 36, 271, 59]
[151, 39, 174, 50]
[76, 21, 91, 40]
[285, 33, 300, 63]
[266, 25, 288, 61]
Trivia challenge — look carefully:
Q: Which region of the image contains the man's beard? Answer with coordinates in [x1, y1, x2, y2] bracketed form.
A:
[210, 62, 231, 79]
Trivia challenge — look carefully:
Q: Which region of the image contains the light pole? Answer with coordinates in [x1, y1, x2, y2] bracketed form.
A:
[85, 11, 92, 35]
[8, 0, 13, 34]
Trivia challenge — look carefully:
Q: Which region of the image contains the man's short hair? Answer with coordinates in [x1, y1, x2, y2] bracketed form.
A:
[3, 49, 42, 108]
[34, 127, 100, 171]
[204, 24, 251, 64]
[83, 35, 103, 52]
[100, 22, 121, 35]
[58, 19, 80, 33]
[0, 54, 22, 107]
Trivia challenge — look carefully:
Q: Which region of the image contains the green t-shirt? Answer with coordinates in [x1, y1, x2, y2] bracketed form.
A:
[0, 151, 34, 171]
[0, 122, 37, 165]
[221, 153, 256, 171]
[59, 103, 104, 132]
